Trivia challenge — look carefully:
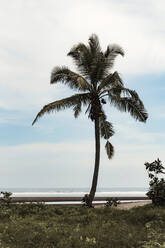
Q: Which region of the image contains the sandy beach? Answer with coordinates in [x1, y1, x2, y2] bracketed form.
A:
[95, 200, 152, 209]
[116, 200, 152, 210]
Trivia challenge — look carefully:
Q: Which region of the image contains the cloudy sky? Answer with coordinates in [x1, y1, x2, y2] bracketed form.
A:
[0, 0, 165, 189]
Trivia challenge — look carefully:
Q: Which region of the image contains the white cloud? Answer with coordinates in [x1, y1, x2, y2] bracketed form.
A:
[0, 1, 164, 189]
[0, 0, 165, 110]
[0, 138, 164, 187]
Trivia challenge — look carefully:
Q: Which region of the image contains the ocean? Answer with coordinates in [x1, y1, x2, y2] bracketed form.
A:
[1, 187, 148, 197]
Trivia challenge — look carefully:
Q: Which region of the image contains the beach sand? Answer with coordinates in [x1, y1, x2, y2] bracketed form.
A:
[95, 200, 152, 210]
[117, 200, 152, 210]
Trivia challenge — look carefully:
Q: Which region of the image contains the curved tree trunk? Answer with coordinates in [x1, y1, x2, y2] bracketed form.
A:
[88, 116, 100, 206]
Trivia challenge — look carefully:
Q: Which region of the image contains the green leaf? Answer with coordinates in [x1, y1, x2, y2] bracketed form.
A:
[98, 71, 123, 91]
[88, 34, 101, 55]
[67, 34, 125, 87]
[50, 66, 91, 92]
[103, 44, 124, 70]
[67, 43, 92, 79]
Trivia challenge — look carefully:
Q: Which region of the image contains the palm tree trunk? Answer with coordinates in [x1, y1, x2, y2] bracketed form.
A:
[89, 116, 100, 206]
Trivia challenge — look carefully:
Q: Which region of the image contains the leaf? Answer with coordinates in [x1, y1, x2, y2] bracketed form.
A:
[73, 102, 82, 118]
[98, 71, 123, 91]
[88, 34, 101, 54]
[103, 44, 124, 70]
[67, 34, 124, 86]
[108, 94, 148, 122]
[50, 66, 91, 91]
[105, 141, 114, 159]
[32, 93, 90, 125]
[67, 43, 92, 79]
[100, 120, 114, 139]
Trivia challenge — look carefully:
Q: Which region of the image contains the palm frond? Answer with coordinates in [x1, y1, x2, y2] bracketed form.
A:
[104, 44, 124, 57]
[50, 66, 91, 92]
[98, 71, 123, 91]
[100, 117, 114, 139]
[73, 101, 82, 118]
[104, 44, 124, 69]
[88, 34, 101, 55]
[89, 53, 109, 86]
[119, 88, 145, 107]
[32, 93, 90, 125]
[67, 43, 92, 79]
[105, 141, 114, 159]
[88, 34, 116, 85]
[67, 35, 106, 85]
[108, 94, 148, 122]
[68, 43, 89, 58]
[67, 35, 124, 86]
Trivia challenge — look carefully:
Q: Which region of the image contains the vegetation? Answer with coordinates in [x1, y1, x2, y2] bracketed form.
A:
[0, 191, 12, 205]
[105, 197, 120, 207]
[145, 158, 165, 206]
[32, 34, 148, 206]
[0, 203, 165, 247]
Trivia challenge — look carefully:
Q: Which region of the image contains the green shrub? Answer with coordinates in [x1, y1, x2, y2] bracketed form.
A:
[0, 204, 165, 247]
[105, 197, 120, 207]
[145, 158, 165, 206]
[0, 191, 12, 205]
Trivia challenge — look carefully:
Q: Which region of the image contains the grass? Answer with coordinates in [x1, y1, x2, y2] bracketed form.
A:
[0, 203, 165, 247]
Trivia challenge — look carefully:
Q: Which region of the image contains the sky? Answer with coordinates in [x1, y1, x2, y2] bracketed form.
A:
[0, 0, 165, 189]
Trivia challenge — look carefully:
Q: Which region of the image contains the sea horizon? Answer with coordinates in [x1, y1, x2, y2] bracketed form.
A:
[0, 187, 148, 197]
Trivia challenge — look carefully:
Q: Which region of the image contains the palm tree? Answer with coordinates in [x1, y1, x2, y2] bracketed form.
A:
[32, 34, 148, 207]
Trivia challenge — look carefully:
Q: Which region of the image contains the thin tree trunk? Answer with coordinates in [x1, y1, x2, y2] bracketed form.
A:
[89, 116, 100, 206]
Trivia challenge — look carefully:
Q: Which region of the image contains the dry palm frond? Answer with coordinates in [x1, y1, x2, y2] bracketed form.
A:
[105, 141, 114, 159]
[100, 119, 114, 139]
[73, 101, 82, 118]
[108, 94, 148, 122]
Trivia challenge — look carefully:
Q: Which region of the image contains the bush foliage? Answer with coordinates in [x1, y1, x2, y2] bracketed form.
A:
[145, 158, 165, 206]
[0, 203, 165, 247]
[105, 197, 120, 207]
